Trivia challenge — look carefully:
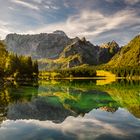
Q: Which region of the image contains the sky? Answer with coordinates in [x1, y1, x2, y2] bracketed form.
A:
[0, 0, 140, 45]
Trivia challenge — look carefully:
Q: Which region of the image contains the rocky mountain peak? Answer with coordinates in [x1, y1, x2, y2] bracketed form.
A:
[108, 40, 119, 48]
[81, 37, 86, 42]
[100, 40, 119, 49]
[4, 31, 121, 69]
[5, 31, 70, 59]
[53, 30, 67, 37]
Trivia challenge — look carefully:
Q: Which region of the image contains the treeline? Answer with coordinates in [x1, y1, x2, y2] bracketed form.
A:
[5, 54, 38, 79]
[103, 66, 140, 77]
[0, 41, 38, 80]
[55, 67, 96, 78]
[0, 41, 7, 77]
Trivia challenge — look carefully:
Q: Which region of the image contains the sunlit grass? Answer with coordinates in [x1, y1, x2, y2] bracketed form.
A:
[96, 70, 116, 77]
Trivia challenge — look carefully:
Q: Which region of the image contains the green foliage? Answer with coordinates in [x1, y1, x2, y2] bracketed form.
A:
[102, 66, 140, 77]
[0, 41, 39, 80]
[5, 53, 39, 79]
[33, 60, 39, 75]
[108, 35, 140, 67]
[55, 67, 96, 78]
[103, 35, 140, 77]
[0, 41, 8, 77]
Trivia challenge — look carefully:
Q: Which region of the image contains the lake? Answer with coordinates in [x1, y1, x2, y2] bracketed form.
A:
[0, 79, 140, 140]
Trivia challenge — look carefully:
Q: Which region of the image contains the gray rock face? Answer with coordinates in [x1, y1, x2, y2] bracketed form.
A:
[99, 41, 120, 64]
[60, 38, 120, 67]
[5, 31, 69, 59]
[60, 37, 99, 66]
[5, 31, 120, 69]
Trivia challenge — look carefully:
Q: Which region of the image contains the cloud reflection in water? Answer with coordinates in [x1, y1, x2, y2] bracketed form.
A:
[0, 108, 140, 140]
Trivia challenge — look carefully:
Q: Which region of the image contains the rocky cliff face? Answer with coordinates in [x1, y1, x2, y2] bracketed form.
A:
[60, 37, 99, 67]
[5, 30, 69, 59]
[99, 41, 120, 64]
[5, 31, 120, 69]
[58, 38, 120, 67]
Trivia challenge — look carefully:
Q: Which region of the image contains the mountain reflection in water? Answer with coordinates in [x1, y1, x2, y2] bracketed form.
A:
[0, 79, 140, 140]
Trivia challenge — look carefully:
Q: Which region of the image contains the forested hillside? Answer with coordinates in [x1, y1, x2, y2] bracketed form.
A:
[108, 35, 140, 67]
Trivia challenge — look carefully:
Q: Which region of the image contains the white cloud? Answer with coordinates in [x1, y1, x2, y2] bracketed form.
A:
[51, 6, 60, 10]
[0, 0, 139, 45]
[28, 9, 139, 42]
[44, 5, 60, 10]
[42, 0, 60, 10]
[11, 0, 39, 10]
[0, 21, 12, 39]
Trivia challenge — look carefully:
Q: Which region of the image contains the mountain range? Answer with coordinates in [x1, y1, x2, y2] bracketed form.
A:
[108, 35, 140, 67]
[4, 31, 140, 70]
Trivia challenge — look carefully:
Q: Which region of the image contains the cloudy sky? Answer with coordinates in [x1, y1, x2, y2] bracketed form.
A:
[0, 0, 140, 45]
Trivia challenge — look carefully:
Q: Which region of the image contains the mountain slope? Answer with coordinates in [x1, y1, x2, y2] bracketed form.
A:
[5, 31, 120, 69]
[108, 35, 140, 67]
[60, 37, 99, 67]
[38, 37, 120, 69]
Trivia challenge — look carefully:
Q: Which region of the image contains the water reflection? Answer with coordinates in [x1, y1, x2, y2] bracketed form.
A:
[0, 83, 38, 123]
[0, 79, 140, 140]
[0, 108, 140, 140]
[0, 80, 120, 123]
